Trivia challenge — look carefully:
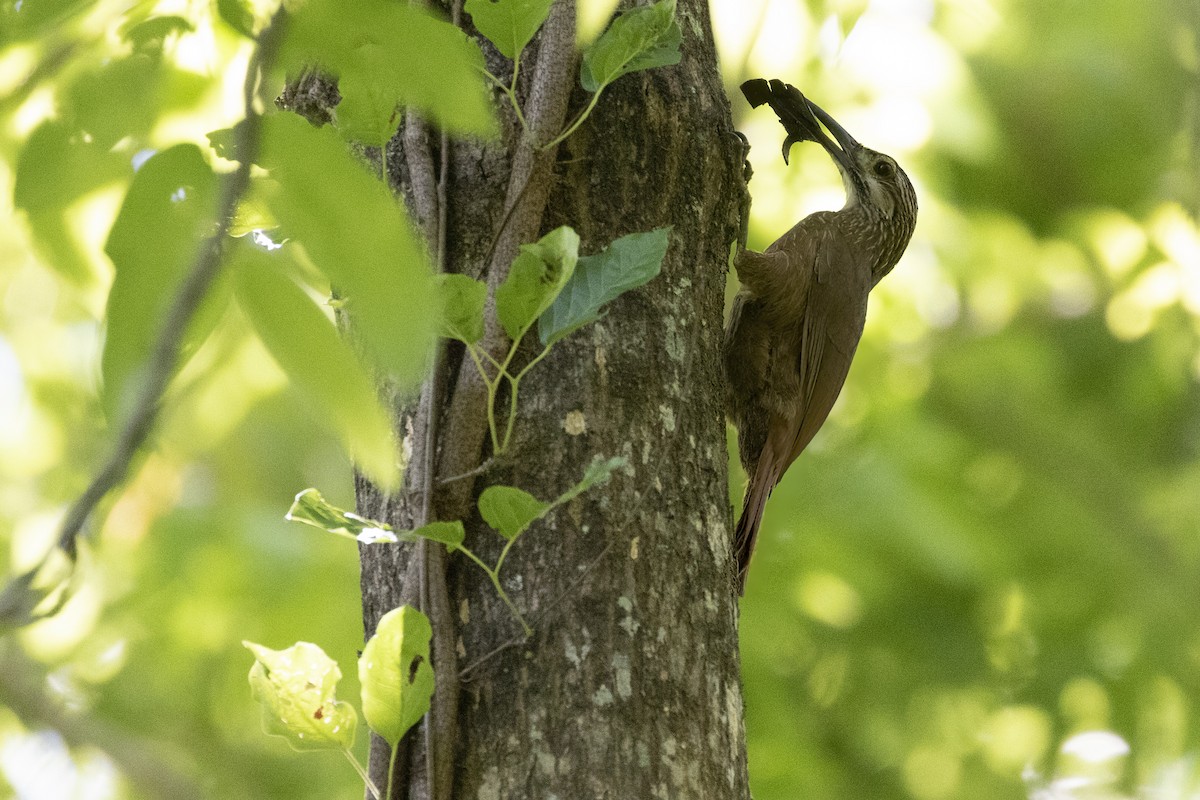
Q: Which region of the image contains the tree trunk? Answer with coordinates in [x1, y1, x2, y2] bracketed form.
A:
[356, 2, 749, 797]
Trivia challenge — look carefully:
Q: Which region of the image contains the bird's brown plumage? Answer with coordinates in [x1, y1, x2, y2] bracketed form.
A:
[727, 79, 918, 593]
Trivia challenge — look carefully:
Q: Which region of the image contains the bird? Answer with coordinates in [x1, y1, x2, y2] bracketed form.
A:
[726, 79, 918, 593]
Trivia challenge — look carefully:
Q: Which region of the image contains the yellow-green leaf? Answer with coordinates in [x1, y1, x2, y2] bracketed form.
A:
[359, 606, 435, 746]
[244, 641, 358, 751]
[234, 245, 400, 491]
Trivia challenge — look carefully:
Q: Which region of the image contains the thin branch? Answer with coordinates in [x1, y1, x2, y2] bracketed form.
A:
[436, 458, 495, 487]
[49, 9, 286, 562]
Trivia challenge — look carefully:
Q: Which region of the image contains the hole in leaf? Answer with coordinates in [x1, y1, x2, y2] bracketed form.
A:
[408, 654, 424, 683]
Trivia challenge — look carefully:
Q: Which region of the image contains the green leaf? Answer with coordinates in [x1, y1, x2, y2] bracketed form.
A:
[14, 121, 128, 284]
[334, 44, 402, 146]
[496, 225, 580, 340]
[475, 457, 626, 544]
[205, 120, 254, 163]
[286, 489, 398, 544]
[580, 0, 681, 93]
[464, 0, 554, 60]
[437, 273, 487, 344]
[282, 0, 496, 136]
[555, 455, 628, 505]
[286, 489, 465, 550]
[359, 606, 435, 746]
[102, 144, 223, 421]
[410, 520, 467, 553]
[244, 641, 358, 751]
[260, 113, 438, 387]
[216, 0, 256, 37]
[539, 227, 671, 345]
[121, 15, 194, 50]
[234, 246, 400, 491]
[65, 55, 162, 149]
[479, 486, 550, 540]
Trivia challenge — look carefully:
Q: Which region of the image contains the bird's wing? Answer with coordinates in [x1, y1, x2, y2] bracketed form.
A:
[784, 230, 871, 472]
[734, 219, 819, 323]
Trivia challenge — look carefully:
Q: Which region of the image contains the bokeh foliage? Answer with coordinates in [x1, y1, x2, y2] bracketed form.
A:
[0, 0, 1197, 799]
[726, 0, 1200, 798]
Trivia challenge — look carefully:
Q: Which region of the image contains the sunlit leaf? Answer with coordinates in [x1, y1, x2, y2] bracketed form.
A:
[539, 227, 670, 345]
[479, 486, 549, 540]
[102, 144, 223, 421]
[359, 606, 435, 746]
[121, 15, 194, 50]
[496, 225, 580, 340]
[286, 488, 464, 549]
[463, 0, 554, 60]
[259, 113, 437, 387]
[216, 0, 256, 37]
[282, 0, 496, 136]
[0, 0, 93, 41]
[286, 489, 398, 544]
[13, 121, 127, 284]
[580, 0, 680, 93]
[244, 641, 358, 751]
[234, 246, 400, 491]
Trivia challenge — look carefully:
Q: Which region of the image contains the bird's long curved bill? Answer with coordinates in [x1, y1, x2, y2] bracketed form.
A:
[801, 98, 860, 173]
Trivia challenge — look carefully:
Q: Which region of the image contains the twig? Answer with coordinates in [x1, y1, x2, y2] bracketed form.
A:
[436, 458, 495, 486]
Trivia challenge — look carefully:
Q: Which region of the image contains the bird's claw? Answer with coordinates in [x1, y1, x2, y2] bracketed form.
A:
[733, 130, 753, 183]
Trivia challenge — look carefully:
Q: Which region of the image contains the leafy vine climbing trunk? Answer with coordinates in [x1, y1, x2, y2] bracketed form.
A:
[355, 1, 750, 797]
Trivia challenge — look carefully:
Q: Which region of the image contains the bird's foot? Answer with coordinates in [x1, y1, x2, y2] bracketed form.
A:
[732, 130, 753, 183]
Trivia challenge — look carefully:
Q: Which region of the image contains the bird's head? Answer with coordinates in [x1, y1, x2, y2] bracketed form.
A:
[741, 78, 918, 281]
[784, 96, 917, 230]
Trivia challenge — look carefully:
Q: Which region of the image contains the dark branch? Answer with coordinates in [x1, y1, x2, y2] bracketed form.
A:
[0, 9, 288, 627]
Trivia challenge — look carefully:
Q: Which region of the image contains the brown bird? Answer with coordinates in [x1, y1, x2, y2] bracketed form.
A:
[726, 79, 918, 593]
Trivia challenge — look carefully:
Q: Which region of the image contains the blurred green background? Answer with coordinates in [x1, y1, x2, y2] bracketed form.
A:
[1, 0, 1198, 798]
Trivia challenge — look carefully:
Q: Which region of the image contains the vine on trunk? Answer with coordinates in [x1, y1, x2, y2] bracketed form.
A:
[244, 1, 684, 798]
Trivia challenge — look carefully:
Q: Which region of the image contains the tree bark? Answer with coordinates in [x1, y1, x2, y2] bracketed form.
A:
[356, 2, 749, 797]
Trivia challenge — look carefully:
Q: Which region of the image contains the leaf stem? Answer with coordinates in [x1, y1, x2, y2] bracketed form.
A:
[542, 86, 605, 150]
[508, 52, 529, 135]
[500, 342, 553, 452]
[487, 569, 532, 638]
[385, 742, 399, 800]
[344, 748, 382, 800]
[488, 330, 529, 455]
[456, 545, 531, 636]
[463, 342, 493, 386]
[501, 373, 521, 454]
[485, 377, 501, 454]
[493, 533, 519, 578]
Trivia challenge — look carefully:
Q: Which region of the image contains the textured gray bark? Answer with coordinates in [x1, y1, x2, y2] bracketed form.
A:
[356, 2, 750, 797]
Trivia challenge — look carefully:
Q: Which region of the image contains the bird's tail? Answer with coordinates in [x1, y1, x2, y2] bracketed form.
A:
[734, 425, 789, 594]
[734, 465, 772, 594]
[739, 78, 825, 165]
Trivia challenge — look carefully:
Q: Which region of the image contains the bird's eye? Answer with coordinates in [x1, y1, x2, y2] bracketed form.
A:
[873, 160, 893, 178]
